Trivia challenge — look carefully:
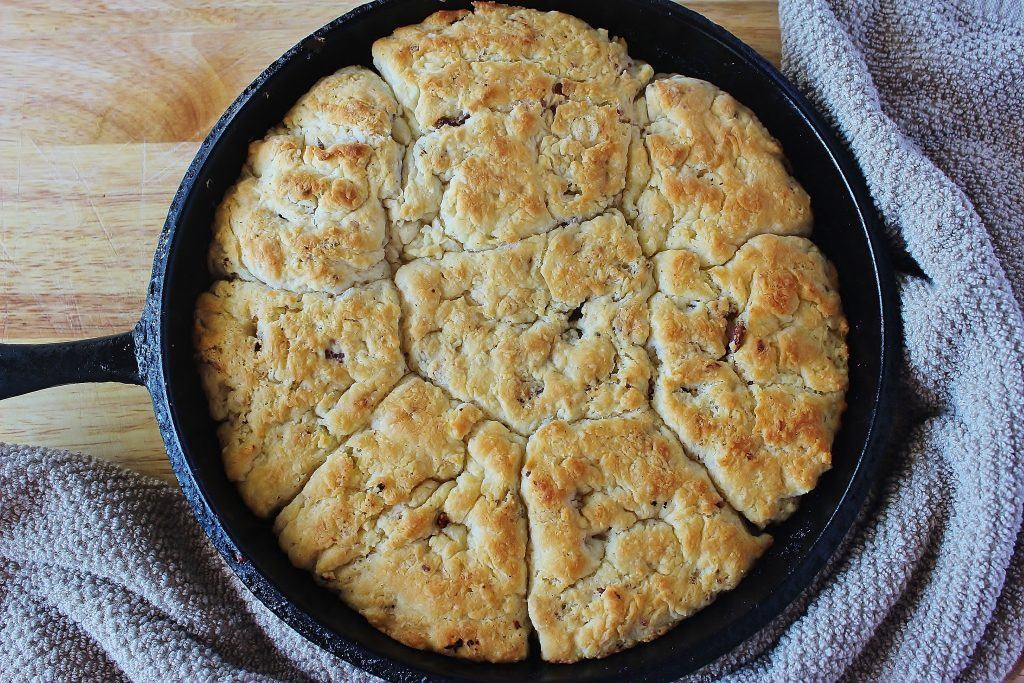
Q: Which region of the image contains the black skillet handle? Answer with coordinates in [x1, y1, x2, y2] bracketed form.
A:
[0, 329, 143, 401]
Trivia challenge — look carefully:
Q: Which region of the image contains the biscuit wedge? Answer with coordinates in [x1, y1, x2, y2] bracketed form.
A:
[522, 411, 770, 662]
[625, 76, 812, 264]
[275, 377, 529, 662]
[649, 235, 848, 526]
[395, 210, 653, 435]
[209, 66, 406, 294]
[194, 279, 405, 516]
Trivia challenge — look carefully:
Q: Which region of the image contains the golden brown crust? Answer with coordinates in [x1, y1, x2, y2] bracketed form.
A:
[275, 376, 529, 662]
[625, 76, 812, 264]
[193, 279, 405, 517]
[394, 210, 653, 435]
[712, 234, 848, 392]
[649, 235, 848, 526]
[196, 3, 847, 664]
[374, 2, 651, 260]
[391, 105, 554, 258]
[209, 66, 406, 294]
[521, 411, 770, 662]
[372, 1, 651, 131]
[391, 100, 637, 259]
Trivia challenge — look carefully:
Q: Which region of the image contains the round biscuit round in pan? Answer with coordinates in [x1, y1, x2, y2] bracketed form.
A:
[194, 1, 848, 665]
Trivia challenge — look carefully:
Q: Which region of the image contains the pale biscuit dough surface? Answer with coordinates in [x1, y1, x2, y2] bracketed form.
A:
[395, 210, 653, 435]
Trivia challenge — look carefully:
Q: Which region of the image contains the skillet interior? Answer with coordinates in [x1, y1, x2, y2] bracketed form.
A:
[149, 1, 896, 680]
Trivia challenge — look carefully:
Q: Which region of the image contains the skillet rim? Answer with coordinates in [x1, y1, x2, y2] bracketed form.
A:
[140, 1, 899, 680]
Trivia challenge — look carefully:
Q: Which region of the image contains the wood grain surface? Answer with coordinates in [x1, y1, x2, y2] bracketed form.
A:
[0, 3, 1020, 677]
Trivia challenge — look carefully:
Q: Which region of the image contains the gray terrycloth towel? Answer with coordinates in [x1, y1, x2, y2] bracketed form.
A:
[2, 0, 1023, 680]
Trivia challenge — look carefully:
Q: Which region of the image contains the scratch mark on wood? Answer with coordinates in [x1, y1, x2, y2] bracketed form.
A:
[140, 140, 147, 239]
[25, 136, 83, 336]
[66, 272, 85, 334]
[16, 132, 23, 201]
[148, 140, 193, 185]
[0, 184, 8, 262]
[0, 184, 7, 339]
[68, 156, 120, 259]
[2, 135, 49, 337]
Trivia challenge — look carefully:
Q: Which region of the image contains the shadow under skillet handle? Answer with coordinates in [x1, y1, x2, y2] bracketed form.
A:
[0, 329, 142, 401]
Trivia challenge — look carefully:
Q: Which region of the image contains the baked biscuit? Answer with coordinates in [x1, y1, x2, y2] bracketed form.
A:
[538, 99, 635, 223]
[209, 66, 406, 294]
[376, 3, 650, 260]
[275, 376, 529, 662]
[649, 235, 848, 525]
[198, 3, 850, 663]
[391, 103, 637, 260]
[625, 76, 812, 263]
[522, 411, 770, 662]
[390, 105, 554, 259]
[372, 2, 651, 132]
[395, 210, 653, 435]
[193, 279, 405, 516]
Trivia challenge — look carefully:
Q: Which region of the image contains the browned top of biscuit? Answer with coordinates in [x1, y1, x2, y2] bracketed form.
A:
[650, 235, 848, 526]
[275, 376, 529, 662]
[193, 279, 405, 516]
[522, 411, 770, 662]
[372, 1, 651, 130]
[209, 66, 405, 294]
[196, 2, 847, 665]
[625, 76, 812, 264]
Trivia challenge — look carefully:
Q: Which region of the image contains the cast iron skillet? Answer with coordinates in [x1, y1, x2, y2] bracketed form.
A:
[0, 1, 897, 680]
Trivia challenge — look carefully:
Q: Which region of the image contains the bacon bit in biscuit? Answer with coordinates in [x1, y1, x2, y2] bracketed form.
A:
[435, 112, 469, 128]
[730, 322, 746, 350]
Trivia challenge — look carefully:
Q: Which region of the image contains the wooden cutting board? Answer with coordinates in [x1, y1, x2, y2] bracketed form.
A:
[0, 0, 779, 480]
